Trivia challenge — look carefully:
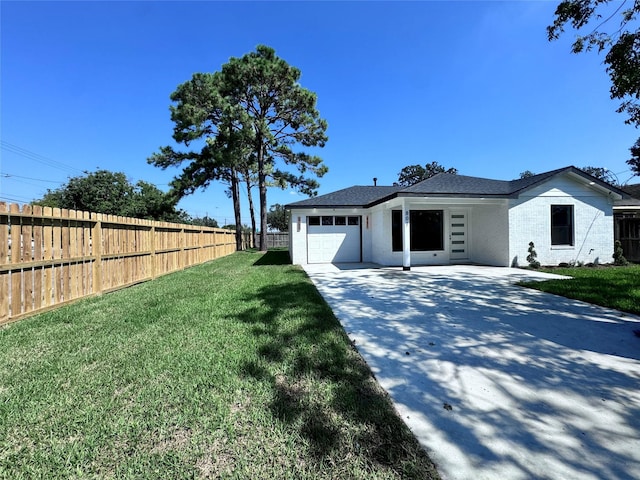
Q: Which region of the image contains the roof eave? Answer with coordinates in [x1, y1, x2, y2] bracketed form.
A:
[613, 204, 640, 209]
[288, 191, 515, 209]
[511, 166, 627, 200]
[565, 169, 626, 200]
[286, 203, 368, 210]
[397, 192, 513, 199]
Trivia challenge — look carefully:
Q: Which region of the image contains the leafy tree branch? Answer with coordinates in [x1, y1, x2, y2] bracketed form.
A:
[548, 0, 640, 175]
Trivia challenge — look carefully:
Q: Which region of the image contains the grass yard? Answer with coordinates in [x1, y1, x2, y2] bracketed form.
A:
[0, 250, 440, 479]
[519, 264, 640, 316]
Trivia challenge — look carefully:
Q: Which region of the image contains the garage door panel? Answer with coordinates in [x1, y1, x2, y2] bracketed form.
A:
[307, 220, 360, 264]
[333, 232, 360, 262]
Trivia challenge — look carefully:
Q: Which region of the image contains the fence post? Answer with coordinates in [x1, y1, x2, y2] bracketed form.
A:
[10, 204, 22, 318]
[92, 213, 103, 295]
[0, 202, 9, 324]
[180, 225, 185, 269]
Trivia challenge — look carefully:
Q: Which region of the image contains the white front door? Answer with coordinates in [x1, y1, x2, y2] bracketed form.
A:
[449, 210, 468, 261]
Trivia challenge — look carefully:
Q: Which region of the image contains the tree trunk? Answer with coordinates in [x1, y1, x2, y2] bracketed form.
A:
[245, 176, 257, 248]
[230, 166, 243, 251]
[257, 140, 268, 251]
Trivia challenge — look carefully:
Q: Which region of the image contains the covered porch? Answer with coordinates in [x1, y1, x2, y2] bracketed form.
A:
[369, 197, 510, 268]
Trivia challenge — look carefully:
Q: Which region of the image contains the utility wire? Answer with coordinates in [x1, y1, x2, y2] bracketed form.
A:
[0, 194, 33, 203]
[1, 141, 84, 174]
[1, 172, 172, 191]
[2, 177, 53, 191]
[1, 173, 66, 184]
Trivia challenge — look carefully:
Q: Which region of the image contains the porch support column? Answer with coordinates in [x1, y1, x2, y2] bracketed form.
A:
[402, 198, 411, 271]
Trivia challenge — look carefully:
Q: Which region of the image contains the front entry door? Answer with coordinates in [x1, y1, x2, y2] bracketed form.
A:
[449, 210, 468, 261]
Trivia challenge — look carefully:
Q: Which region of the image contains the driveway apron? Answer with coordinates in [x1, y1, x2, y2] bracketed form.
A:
[303, 264, 640, 480]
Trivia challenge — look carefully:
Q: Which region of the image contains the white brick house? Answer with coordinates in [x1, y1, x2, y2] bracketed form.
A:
[286, 166, 627, 268]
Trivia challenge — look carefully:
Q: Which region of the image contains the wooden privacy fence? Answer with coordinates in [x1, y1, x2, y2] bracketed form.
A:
[0, 203, 239, 325]
[266, 232, 289, 248]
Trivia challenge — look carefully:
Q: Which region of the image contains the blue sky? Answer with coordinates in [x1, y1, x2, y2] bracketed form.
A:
[2, 1, 638, 227]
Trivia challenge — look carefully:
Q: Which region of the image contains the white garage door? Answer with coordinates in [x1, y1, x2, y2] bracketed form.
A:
[307, 215, 361, 264]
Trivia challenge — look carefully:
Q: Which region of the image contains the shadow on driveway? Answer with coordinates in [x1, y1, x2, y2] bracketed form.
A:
[304, 264, 640, 480]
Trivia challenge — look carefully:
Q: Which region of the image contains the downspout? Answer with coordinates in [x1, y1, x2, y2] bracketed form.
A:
[402, 198, 411, 271]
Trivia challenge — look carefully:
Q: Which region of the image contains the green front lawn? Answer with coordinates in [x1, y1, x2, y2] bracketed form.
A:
[519, 265, 640, 315]
[0, 250, 439, 479]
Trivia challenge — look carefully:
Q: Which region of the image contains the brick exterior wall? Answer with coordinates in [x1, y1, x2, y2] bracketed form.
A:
[508, 176, 614, 266]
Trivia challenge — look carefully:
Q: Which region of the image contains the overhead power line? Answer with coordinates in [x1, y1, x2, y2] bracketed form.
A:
[1, 173, 65, 184]
[0, 193, 33, 203]
[1, 141, 84, 174]
[2, 178, 45, 190]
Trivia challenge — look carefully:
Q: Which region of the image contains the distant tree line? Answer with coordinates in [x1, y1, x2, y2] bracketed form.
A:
[394, 162, 458, 187]
[266, 203, 289, 232]
[34, 170, 187, 222]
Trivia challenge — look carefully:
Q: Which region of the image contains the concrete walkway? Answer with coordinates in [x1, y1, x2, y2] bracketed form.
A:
[303, 264, 640, 480]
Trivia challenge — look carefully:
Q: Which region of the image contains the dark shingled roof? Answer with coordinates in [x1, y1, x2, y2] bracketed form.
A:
[286, 166, 629, 209]
[286, 186, 401, 208]
[623, 183, 640, 199]
[401, 173, 512, 195]
[616, 183, 640, 207]
[403, 167, 573, 197]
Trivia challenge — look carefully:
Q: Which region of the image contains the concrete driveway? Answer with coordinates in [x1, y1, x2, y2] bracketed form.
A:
[303, 264, 640, 480]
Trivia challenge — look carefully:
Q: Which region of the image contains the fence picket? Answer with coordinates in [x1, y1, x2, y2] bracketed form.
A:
[9, 204, 22, 318]
[83, 211, 90, 296]
[21, 205, 34, 313]
[32, 206, 43, 311]
[52, 208, 63, 304]
[42, 207, 53, 308]
[69, 209, 79, 300]
[92, 213, 102, 296]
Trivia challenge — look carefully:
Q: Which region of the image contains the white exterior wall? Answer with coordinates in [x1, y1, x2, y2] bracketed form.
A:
[368, 207, 385, 263]
[508, 175, 615, 266]
[469, 202, 510, 266]
[288, 208, 369, 265]
[361, 210, 373, 262]
[289, 210, 306, 265]
[370, 202, 391, 265]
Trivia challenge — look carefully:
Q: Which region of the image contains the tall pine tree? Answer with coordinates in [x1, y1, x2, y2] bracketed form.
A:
[149, 46, 328, 251]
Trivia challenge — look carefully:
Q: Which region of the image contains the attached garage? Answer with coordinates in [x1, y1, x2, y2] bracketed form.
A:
[307, 215, 361, 263]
